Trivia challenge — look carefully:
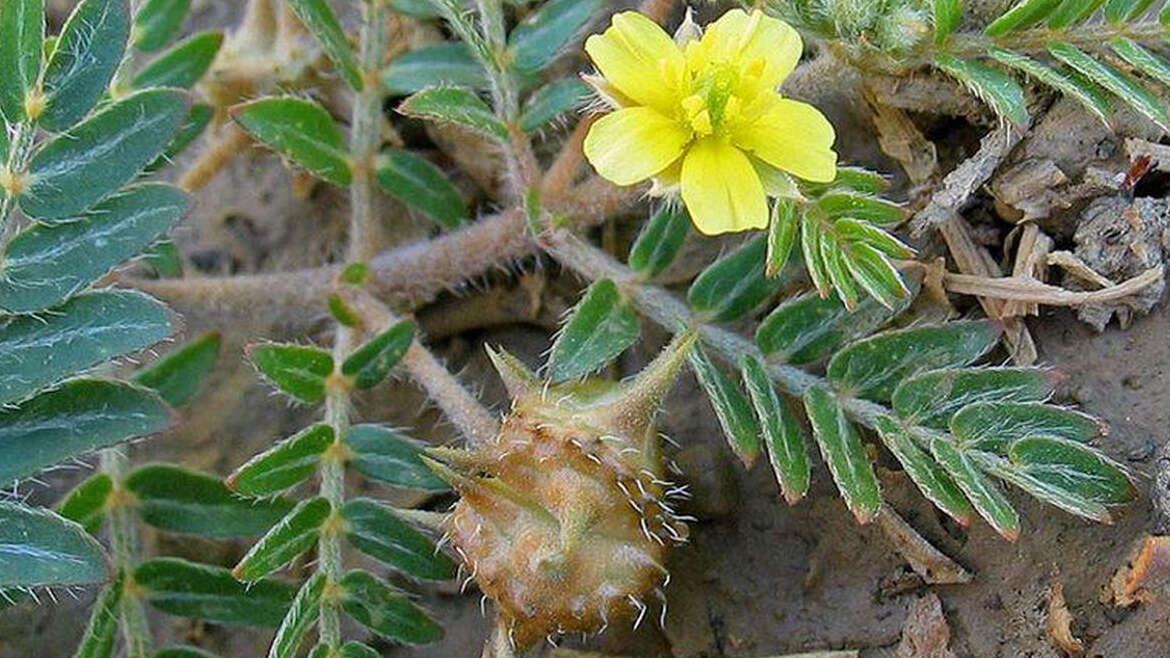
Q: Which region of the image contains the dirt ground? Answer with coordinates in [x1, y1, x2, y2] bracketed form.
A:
[4, 1, 1170, 657]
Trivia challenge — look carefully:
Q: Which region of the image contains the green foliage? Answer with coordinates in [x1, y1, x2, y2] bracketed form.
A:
[383, 43, 487, 95]
[399, 87, 509, 141]
[269, 573, 324, 658]
[287, 0, 364, 91]
[232, 97, 353, 186]
[126, 464, 293, 537]
[227, 424, 334, 496]
[628, 203, 691, 279]
[58, 473, 114, 534]
[132, 30, 223, 90]
[0, 291, 173, 404]
[341, 320, 415, 389]
[547, 278, 639, 382]
[0, 185, 189, 312]
[346, 424, 450, 491]
[507, 0, 603, 73]
[0, 0, 44, 122]
[341, 499, 456, 580]
[689, 236, 786, 322]
[233, 498, 331, 581]
[520, 78, 590, 132]
[74, 573, 123, 658]
[804, 386, 883, 523]
[134, 332, 223, 407]
[376, 148, 468, 228]
[248, 343, 335, 404]
[742, 355, 810, 505]
[22, 89, 190, 219]
[39, 0, 131, 131]
[135, 558, 296, 627]
[0, 380, 172, 483]
[688, 343, 761, 468]
[338, 570, 443, 644]
[0, 502, 107, 587]
[133, 0, 191, 52]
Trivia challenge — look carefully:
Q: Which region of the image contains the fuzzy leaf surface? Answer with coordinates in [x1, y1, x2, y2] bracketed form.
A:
[134, 0, 191, 51]
[126, 464, 293, 537]
[930, 439, 1020, 540]
[0, 502, 107, 587]
[342, 499, 455, 580]
[0, 380, 171, 483]
[376, 148, 468, 228]
[892, 367, 1057, 429]
[232, 97, 352, 186]
[872, 415, 974, 525]
[628, 203, 690, 278]
[803, 386, 881, 524]
[268, 572, 323, 658]
[136, 557, 296, 626]
[132, 30, 222, 89]
[949, 401, 1101, 453]
[688, 236, 783, 322]
[548, 279, 639, 382]
[288, 0, 362, 90]
[742, 355, 809, 504]
[342, 320, 415, 389]
[0, 290, 173, 406]
[0, 0, 44, 122]
[40, 0, 131, 131]
[248, 343, 334, 404]
[398, 87, 508, 141]
[383, 43, 486, 95]
[689, 344, 761, 467]
[227, 424, 333, 497]
[347, 425, 449, 491]
[233, 498, 331, 581]
[58, 472, 113, 534]
[340, 570, 443, 644]
[134, 331, 222, 408]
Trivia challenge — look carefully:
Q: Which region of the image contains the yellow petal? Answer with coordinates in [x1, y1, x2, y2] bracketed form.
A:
[733, 97, 837, 183]
[584, 106, 689, 186]
[584, 12, 685, 114]
[680, 138, 768, 235]
[699, 9, 802, 90]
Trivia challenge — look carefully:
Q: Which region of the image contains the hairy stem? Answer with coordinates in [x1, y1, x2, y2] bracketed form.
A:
[0, 121, 35, 252]
[340, 287, 500, 445]
[100, 447, 152, 658]
[318, 365, 351, 648]
[348, 0, 388, 262]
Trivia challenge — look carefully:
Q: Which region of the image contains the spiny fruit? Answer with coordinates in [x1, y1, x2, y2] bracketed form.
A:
[426, 333, 697, 650]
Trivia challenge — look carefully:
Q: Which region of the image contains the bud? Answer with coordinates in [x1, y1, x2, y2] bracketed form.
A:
[429, 333, 697, 649]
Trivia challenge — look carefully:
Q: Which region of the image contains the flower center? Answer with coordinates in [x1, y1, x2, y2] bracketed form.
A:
[681, 64, 742, 137]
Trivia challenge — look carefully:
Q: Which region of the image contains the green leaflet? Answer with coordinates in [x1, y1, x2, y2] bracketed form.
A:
[949, 401, 1102, 453]
[688, 343, 761, 468]
[347, 424, 449, 491]
[1103, 0, 1158, 22]
[985, 0, 1063, 35]
[688, 236, 785, 322]
[398, 87, 509, 142]
[267, 572, 324, 658]
[0, 502, 108, 587]
[0, 290, 173, 406]
[233, 497, 331, 581]
[799, 167, 890, 197]
[827, 320, 1001, 402]
[134, 0, 192, 52]
[232, 97, 352, 186]
[0, 380, 172, 483]
[507, 0, 603, 72]
[803, 386, 882, 524]
[1049, 41, 1170, 131]
[0, 183, 189, 313]
[340, 570, 443, 644]
[287, 0, 363, 91]
[132, 30, 223, 90]
[816, 193, 905, 226]
[930, 439, 1020, 541]
[136, 557, 297, 627]
[125, 464, 293, 537]
[342, 499, 455, 580]
[248, 342, 335, 404]
[73, 573, 123, 658]
[934, 53, 1028, 127]
[227, 424, 334, 497]
[0, 0, 44, 122]
[341, 320, 415, 389]
[547, 278, 639, 382]
[755, 279, 915, 365]
[58, 473, 114, 534]
[1008, 435, 1135, 505]
[766, 198, 799, 277]
[23, 89, 189, 219]
[627, 203, 690, 278]
[871, 415, 974, 526]
[974, 451, 1110, 522]
[742, 355, 810, 505]
[933, 0, 962, 42]
[1048, 0, 1106, 27]
[375, 148, 468, 229]
[820, 231, 859, 310]
[800, 208, 831, 296]
[134, 331, 222, 408]
[842, 242, 910, 310]
[146, 102, 215, 173]
[520, 78, 589, 133]
[988, 48, 1111, 121]
[40, 0, 131, 131]
[383, 43, 487, 95]
[1110, 37, 1170, 91]
[892, 367, 1058, 429]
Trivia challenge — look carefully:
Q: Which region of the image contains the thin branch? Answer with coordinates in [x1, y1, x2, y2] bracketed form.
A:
[943, 265, 1164, 305]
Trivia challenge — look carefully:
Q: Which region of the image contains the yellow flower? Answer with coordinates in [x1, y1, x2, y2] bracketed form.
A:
[582, 9, 838, 235]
